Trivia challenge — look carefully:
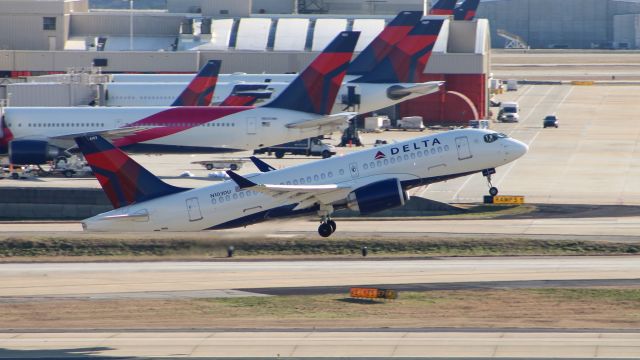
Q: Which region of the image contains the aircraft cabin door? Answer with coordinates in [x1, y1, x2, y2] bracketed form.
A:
[247, 117, 257, 134]
[186, 197, 203, 222]
[455, 136, 473, 160]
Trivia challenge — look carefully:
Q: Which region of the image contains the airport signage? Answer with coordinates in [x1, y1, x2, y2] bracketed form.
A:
[492, 195, 525, 204]
[350, 287, 398, 300]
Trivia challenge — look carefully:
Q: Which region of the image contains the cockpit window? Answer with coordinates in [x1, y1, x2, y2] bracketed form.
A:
[483, 133, 508, 143]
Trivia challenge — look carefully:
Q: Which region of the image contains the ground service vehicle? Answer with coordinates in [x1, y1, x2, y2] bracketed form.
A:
[498, 101, 520, 122]
[253, 138, 336, 159]
[543, 115, 559, 128]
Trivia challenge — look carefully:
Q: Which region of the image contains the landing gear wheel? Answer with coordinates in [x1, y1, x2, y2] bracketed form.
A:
[489, 187, 499, 197]
[205, 164, 214, 170]
[318, 223, 333, 237]
[327, 220, 337, 233]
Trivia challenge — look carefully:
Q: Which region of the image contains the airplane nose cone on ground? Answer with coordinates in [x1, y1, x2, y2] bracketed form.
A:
[505, 139, 528, 162]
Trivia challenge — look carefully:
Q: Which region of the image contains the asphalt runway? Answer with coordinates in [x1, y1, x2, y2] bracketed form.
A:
[1, 331, 639, 358]
[1, 257, 638, 298]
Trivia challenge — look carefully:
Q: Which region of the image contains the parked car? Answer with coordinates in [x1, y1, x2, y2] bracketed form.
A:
[543, 115, 559, 128]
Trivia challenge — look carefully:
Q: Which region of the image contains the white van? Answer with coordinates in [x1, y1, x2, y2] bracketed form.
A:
[498, 101, 520, 122]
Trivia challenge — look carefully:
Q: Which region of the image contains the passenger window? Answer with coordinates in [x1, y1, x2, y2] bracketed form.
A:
[239, 192, 245, 198]
[438, 147, 443, 153]
[377, 160, 382, 167]
[286, 181, 291, 185]
[370, 161, 375, 168]
[363, 163, 369, 170]
[293, 179, 298, 185]
[417, 151, 422, 158]
[314, 175, 319, 181]
[424, 150, 429, 156]
[225, 195, 230, 201]
[404, 154, 409, 161]
[410, 153, 415, 159]
[397, 156, 402, 162]
[307, 176, 312, 182]
[390, 157, 396, 164]
[431, 148, 436, 154]
[219, 197, 224, 203]
[321, 173, 326, 180]
[384, 159, 388, 166]
[444, 145, 449, 151]
[328, 171, 333, 178]
[233, 193, 238, 200]
[300, 178, 305, 184]
[211, 198, 217, 204]
[339, 169, 344, 176]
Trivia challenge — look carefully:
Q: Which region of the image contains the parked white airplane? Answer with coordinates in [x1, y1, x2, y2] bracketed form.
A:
[76, 129, 528, 236]
[103, 12, 445, 113]
[1, 32, 361, 165]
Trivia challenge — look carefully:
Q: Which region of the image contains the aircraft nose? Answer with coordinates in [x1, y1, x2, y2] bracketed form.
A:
[506, 139, 528, 161]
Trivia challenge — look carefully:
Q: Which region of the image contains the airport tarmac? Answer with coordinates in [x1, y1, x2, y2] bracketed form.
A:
[3, 84, 640, 208]
[1, 330, 640, 359]
[1, 257, 637, 298]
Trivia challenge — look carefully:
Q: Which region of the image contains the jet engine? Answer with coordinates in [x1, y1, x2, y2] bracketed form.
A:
[346, 178, 409, 215]
[9, 140, 65, 165]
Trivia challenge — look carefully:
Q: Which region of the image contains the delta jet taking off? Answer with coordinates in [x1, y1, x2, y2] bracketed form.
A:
[76, 130, 528, 236]
[1, 32, 360, 165]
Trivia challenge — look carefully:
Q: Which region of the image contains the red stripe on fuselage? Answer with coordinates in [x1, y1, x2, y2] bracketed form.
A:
[113, 106, 251, 147]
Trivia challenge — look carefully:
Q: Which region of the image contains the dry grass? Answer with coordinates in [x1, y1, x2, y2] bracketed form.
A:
[2, 288, 639, 330]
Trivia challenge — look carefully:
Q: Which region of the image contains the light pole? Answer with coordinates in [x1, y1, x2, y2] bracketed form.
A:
[129, 0, 133, 51]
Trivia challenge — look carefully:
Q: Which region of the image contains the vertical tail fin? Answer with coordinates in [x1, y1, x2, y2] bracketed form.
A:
[429, 0, 457, 15]
[263, 31, 360, 115]
[351, 19, 444, 84]
[454, 0, 480, 20]
[0, 115, 13, 154]
[171, 60, 221, 106]
[75, 135, 187, 209]
[347, 11, 422, 76]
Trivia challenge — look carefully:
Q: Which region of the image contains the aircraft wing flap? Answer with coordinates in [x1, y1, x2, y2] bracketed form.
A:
[285, 112, 356, 129]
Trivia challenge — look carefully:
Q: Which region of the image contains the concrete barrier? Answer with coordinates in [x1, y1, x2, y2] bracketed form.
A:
[0, 187, 111, 220]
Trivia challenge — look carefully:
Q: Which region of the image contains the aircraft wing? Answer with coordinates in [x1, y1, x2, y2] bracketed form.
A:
[227, 170, 352, 210]
[50, 126, 158, 142]
[285, 112, 356, 130]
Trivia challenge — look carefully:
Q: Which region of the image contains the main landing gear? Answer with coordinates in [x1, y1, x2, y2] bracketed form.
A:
[482, 168, 499, 197]
[317, 205, 337, 237]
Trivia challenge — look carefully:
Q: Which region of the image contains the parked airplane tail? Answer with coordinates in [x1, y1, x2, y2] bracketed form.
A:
[263, 31, 360, 115]
[171, 60, 221, 106]
[347, 11, 423, 76]
[454, 0, 480, 20]
[429, 0, 457, 15]
[220, 84, 273, 106]
[352, 19, 444, 84]
[75, 135, 188, 209]
[0, 115, 13, 154]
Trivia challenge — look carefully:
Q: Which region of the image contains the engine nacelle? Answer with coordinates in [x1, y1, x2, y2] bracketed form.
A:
[347, 178, 409, 215]
[9, 140, 64, 165]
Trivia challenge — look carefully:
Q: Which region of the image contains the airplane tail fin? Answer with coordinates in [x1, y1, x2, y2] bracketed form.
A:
[263, 31, 360, 115]
[75, 135, 188, 209]
[429, 0, 457, 15]
[454, 0, 480, 20]
[347, 11, 422, 76]
[171, 60, 221, 106]
[351, 19, 444, 84]
[0, 115, 13, 154]
[220, 84, 273, 106]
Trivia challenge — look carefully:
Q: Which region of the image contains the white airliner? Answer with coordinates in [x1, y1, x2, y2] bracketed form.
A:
[76, 129, 528, 236]
[1, 31, 361, 165]
[103, 13, 445, 113]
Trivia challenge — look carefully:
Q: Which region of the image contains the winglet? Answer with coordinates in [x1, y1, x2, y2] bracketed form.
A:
[454, 0, 480, 21]
[171, 60, 221, 106]
[226, 170, 257, 189]
[250, 156, 276, 172]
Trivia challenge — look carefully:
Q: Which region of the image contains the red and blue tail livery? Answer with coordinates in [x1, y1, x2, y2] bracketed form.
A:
[264, 31, 360, 115]
[171, 60, 221, 107]
[75, 135, 187, 208]
[454, 0, 480, 20]
[347, 11, 422, 76]
[352, 19, 444, 84]
[429, 0, 457, 15]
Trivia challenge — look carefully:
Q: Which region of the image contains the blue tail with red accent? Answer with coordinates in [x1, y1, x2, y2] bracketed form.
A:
[220, 84, 273, 106]
[429, 0, 457, 15]
[75, 135, 187, 209]
[171, 60, 221, 106]
[263, 31, 360, 115]
[347, 11, 422, 76]
[454, 0, 480, 20]
[352, 19, 444, 84]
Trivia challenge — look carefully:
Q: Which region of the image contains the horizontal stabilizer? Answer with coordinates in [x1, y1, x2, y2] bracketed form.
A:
[250, 156, 276, 172]
[286, 112, 356, 130]
[52, 126, 158, 142]
[102, 211, 150, 222]
[387, 81, 443, 97]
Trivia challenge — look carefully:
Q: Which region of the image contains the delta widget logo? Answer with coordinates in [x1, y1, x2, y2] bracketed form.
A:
[374, 151, 386, 160]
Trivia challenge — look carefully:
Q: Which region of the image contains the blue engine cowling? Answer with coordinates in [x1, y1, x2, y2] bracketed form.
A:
[347, 178, 409, 215]
[9, 140, 64, 165]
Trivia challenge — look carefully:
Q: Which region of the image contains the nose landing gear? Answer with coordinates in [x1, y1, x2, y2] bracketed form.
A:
[482, 168, 499, 196]
[317, 205, 337, 237]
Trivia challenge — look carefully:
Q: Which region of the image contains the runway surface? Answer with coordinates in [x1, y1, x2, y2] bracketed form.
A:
[1, 331, 639, 358]
[1, 257, 638, 299]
